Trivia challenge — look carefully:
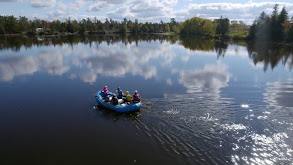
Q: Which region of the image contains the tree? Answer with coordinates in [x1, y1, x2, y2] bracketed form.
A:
[105, 18, 109, 31]
[120, 24, 127, 33]
[282, 19, 291, 40]
[271, 4, 280, 41]
[215, 16, 230, 36]
[165, 24, 170, 32]
[134, 19, 139, 33]
[278, 7, 288, 40]
[170, 18, 177, 26]
[18, 16, 28, 32]
[0, 16, 6, 34]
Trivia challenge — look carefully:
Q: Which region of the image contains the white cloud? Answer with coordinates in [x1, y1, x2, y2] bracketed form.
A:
[91, 0, 129, 5]
[166, 78, 173, 86]
[2, 0, 293, 25]
[68, 0, 85, 11]
[79, 47, 158, 82]
[107, 0, 175, 22]
[0, 48, 72, 81]
[179, 63, 230, 95]
[30, 0, 56, 8]
[104, 1, 293, 24]
[79, 71, 97, 83]
[87, 1, 114, 12]
[0, 0, 22, 2]
[184, 2, 293, 24]
[162, 0, 177, 6]
[0, 56, 38, 81]
[38, 51, 70, 75]
[87, 0, 130, 12]
[57, 1, 67, 10]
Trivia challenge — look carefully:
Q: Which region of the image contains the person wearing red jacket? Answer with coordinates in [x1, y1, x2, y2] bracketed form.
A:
[133, 90, 141, 103]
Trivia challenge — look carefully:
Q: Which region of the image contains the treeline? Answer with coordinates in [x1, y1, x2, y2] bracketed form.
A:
[0, 14, 237, 38]
[249, 4, 293, 42]
[3, 4, 293, 43]
[0, 16, 179, 35]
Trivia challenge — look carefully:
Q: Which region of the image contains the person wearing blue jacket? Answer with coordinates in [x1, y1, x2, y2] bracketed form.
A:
[116, 87, 124, 99]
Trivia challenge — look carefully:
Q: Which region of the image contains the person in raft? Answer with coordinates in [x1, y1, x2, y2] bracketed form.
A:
[102, 86, 109, 93]
[124, 91, 132, 104]
[116, 87, 124, 99]
[111, 94, 118, 105]
[133, 90, 141, 103]
[101, 85, 112, 102]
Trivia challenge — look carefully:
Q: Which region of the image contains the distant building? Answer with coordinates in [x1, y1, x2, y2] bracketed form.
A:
[36, 28, 43, 32]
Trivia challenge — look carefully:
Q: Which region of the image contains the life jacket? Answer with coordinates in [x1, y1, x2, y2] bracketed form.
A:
[117, 90, 123, 98]
[133, 94, 141, 102]
[125, 94, 132, 102]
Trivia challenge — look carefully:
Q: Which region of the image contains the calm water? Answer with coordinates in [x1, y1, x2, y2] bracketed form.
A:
[0, 35, 293, 165]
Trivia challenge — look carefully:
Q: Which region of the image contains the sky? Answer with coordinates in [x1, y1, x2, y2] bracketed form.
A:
[1, 0, 293, 24]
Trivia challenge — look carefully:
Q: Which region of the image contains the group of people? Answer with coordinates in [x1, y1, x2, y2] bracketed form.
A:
[101, 86, 141, 105]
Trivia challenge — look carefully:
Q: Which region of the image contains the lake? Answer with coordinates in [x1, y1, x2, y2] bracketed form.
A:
[0, 35, 293, 165]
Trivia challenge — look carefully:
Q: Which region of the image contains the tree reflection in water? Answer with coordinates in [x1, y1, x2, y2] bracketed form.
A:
[247, 42, 293, 71]
[1, 35, 293, 72]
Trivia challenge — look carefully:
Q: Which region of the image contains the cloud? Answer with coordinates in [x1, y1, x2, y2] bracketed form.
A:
[87, 1, 114, 12]
[184, 2, 293, 24]
[46, 10, 105, 22]
[0, 0, 22, 2]
[87, 0, 130, 5]
[79, 71, 97, 83]
[79, 48, 157, 83]
[0, 39, 175, 83]
[68, 0, 86, 11]
[87, 0, 130, 12]
[30, 0, 56, 8]
[162, 0, 177, 6]
[107, 0, 175, 22]
[0, 56, 38, 81]
[105, 1, 293, 24]
[166, 78, 173, 86]
[68, 41, 179, 83]
[0, 49, 71, 81]
[38, 51, 70, 75]
[57, 1, 67, 10]
[179, 63, 230, 95]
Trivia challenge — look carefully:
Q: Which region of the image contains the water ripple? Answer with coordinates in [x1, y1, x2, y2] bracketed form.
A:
[131, 97, 293, 164]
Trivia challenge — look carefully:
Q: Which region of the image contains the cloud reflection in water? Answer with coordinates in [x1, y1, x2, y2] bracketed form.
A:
[0, 56, 38, 81]
[39, 51, 70, 75]
[0, 50, 69, 81]
[178, 63, 230, 99]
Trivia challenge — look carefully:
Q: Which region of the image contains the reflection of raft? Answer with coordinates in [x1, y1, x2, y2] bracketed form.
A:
[95, 91, 142, 112]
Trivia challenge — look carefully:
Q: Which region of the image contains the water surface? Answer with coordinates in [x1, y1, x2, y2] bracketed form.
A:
[0, 35, 293, 164]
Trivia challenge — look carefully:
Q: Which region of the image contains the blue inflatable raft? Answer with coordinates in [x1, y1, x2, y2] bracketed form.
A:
[95, 91, 142, 112]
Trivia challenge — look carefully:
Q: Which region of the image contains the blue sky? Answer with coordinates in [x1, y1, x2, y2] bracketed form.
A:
[1, 0, 293, 24]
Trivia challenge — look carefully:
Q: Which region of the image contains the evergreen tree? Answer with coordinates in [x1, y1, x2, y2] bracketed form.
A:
[278, 7, 288, 40]
[271, 4, 279, 41]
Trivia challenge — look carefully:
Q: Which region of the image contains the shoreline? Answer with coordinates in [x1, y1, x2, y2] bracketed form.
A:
[1, 33, 293, 45]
